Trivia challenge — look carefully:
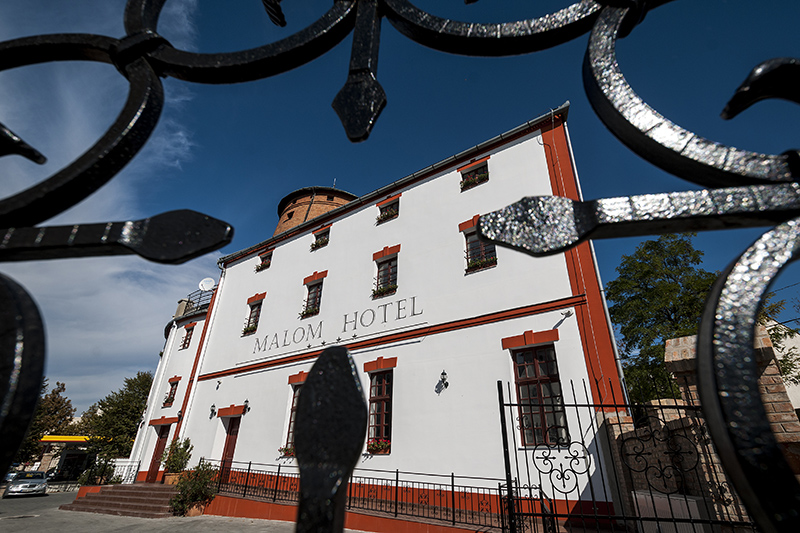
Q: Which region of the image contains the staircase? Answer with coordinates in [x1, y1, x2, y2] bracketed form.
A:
[60, 484, 178, 518]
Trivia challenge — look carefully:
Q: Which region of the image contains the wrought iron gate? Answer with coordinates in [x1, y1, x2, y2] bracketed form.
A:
[497, 380, 759, 533]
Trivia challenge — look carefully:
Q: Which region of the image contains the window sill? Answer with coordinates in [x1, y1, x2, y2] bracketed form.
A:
[465, 261, 497, 275]
[460, 177, 489, 192]
[242, 329, 258, 337]
[371, 286, 397, 299]
[162, 402, 174, 408]
[365, 450, 391, 456]
[376, 214, 398, 225]
[255, 263, 271, 272]
[299, 309, 320, 319]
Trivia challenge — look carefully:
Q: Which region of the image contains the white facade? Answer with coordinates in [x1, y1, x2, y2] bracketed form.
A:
[130, 104, 624, 506]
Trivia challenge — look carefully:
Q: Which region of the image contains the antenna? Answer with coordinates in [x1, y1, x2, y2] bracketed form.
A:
[332, 177, 336, 188]
[199, 277, 215, 291]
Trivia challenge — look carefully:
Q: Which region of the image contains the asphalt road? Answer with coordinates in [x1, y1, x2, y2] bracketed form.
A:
[0, 491, 302, 532]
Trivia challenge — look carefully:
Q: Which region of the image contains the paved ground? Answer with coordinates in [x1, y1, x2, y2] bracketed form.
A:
[0, 491, 306, 532]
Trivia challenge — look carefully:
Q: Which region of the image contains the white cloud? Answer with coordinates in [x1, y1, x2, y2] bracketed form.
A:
[0, 0, 207, 412]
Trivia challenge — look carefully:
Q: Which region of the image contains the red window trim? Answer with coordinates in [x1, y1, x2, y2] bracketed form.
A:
[258, 248, 274, 258]
[376, 193, 401, 207]
[458, 215, 482, 233]
[168, 375, 182, 384]
[313, 224, 332, 235]
[303, 270, 328, 285]
[363, 356, 398, 373]
[247, 292, 266, 305]
[288, 371, 308, 385]
[457, 155, 490, 173]
[217, 404, 247, 417]
[149, 416, 179, 426]
[372, 245, 401, 262]
[184, 322, 197, 330]
[501, 329, 560, 350]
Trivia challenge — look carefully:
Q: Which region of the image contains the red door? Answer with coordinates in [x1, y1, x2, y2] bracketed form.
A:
[220, 416, 240, 483]
[146, 425, 170, 483]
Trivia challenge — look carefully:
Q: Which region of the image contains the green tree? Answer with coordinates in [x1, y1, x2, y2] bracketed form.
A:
[85, 371, 153, 459]
[759, 294, 800, 386]
[605, 233, 718, 403]
[14, 379, 76, 464]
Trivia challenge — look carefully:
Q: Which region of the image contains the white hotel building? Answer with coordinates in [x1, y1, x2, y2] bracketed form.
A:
[128, 103, 624, 522]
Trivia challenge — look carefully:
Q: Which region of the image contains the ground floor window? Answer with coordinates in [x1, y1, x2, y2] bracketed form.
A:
[513, 345, 568, 446]
[367, 370, 392, 454]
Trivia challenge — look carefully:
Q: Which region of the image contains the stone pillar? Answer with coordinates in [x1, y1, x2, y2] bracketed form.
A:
[665, 328, 800, 474]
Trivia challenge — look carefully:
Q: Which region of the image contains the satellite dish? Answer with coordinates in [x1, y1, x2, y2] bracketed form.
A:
[199, 277, 215, 291]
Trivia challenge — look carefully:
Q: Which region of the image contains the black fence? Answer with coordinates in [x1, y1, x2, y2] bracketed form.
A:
[203, 458, 507, 530]
[498, 378, 759, 533]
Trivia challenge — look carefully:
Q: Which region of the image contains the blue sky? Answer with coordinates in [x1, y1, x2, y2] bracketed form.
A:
[1, 1, 799, 411]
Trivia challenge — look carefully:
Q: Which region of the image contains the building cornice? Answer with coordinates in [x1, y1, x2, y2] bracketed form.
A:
[218, 102, 570, 268]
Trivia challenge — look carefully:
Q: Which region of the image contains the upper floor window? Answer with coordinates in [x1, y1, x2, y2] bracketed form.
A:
[163, 376, 181, 407]
[300, 271, 327, 318]
[459, 215, 496, 273]
[242, 292, 265, 336]
[367, 370, 392, 454]
[373, 257, 398, 298]
[376, 194, 401, 225]
[465, 231, 497, 273]
[513, 345, 568, 446]
[311, 227, 330, 251]
[459, 157, 490, 192]
[179, 324, 195, 350]
[255, 251, 272, 273]
[243, 302, 262, 336]
[301, 282, 323, 318]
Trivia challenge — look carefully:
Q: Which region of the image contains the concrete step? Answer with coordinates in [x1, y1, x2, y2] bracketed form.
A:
[59, 484, 179, 519]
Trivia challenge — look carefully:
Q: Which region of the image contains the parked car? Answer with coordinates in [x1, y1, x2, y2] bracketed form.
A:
[3, 471, 17, 483]
[2, 471, 47, 498]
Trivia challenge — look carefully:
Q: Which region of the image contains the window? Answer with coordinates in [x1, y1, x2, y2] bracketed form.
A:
[373, 257, 398, 298]
[163, 381, 178, 407]
[301, 282, 322, 318]
[311, 229, 329, 251]
[179, 326, 194, 350]
[460, 162, 489, 192]
[513, 345, 568, 446]
[465, 231, 497, 273]
[376, 201, 399, 224]
[255, 251, 272, 272]
[367, 370, 392, 454]
[281, 385, 302, 456]
[243, 301, 262, 335]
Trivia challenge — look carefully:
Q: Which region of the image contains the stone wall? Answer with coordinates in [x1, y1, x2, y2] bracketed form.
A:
[665, 328, 800, 474]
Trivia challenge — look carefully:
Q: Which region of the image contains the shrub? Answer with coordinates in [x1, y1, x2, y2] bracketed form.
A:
[162, 438, 193, 473]
[170, 460, 218, 516]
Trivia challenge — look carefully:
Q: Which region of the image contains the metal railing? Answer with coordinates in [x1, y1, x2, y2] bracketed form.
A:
[203, 458, 506, 529]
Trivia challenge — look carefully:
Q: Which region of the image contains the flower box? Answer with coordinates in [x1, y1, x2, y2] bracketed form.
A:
[299, 307, 319, 319]
[255, 261, 271, 272]
[242, 325, 258, 336]
[465, 257, 497, 273]
[460, 171, 489, 191]
[310, 237, 329, 251]
[366, 439, 391, 455]
[376, 209, 398, 224]
[372, 284, 398, 298]
[278, 446, 295, 458]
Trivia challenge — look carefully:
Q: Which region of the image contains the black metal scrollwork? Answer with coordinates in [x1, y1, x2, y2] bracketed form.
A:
[532, 441, 591, 495]
[1, 1, 799, 532]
